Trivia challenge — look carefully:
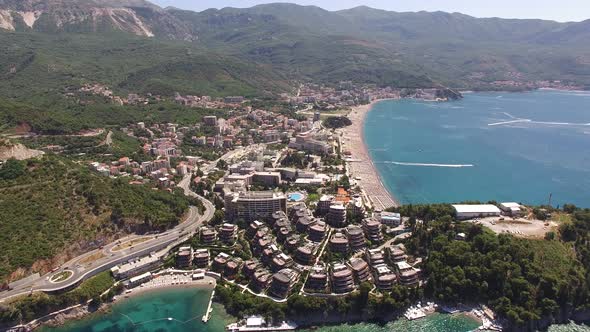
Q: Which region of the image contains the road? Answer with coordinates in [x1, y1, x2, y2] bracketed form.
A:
[0, 173, 214, 302]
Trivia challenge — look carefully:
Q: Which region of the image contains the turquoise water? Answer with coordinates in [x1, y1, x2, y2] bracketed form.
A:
[40, 287, 231, 332]
[365, 90, 590, 207]
[38, 287, 589, 332]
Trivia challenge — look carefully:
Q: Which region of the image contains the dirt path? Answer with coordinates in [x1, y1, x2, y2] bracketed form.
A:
[99, 131, 113, 147]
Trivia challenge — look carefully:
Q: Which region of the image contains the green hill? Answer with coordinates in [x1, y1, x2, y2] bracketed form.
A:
[2, 0, 590, 98]
[0, 30, 290, 100]
[0, 155, 193, 283]
[169, 3, 590, 89]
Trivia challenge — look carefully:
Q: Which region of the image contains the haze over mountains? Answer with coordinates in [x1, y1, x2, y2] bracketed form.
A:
[0, 0, 589, 98]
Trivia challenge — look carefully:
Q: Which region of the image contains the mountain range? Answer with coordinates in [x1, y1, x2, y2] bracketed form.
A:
[0, 0, 589, 99]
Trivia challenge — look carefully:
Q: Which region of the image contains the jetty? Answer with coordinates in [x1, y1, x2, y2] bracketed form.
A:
[202, 290, 215, 323]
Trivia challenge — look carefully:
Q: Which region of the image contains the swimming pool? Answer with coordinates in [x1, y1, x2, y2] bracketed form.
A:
[288, 192, 305, 202]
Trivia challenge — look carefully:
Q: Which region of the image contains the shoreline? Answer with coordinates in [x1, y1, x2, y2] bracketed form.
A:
[341, 98, 400, 211]
[20, 277, 217, 331]
[113, 274, 217, 303]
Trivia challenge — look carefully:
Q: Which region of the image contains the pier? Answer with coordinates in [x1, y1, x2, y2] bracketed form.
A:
[202, 290, 215, 323]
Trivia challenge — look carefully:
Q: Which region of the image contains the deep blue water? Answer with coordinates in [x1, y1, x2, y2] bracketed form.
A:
[365, 90, 590, 207]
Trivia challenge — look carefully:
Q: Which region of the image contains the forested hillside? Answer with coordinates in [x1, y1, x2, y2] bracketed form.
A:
[169, 4, 590, 90]
[1, 0, 590, 101]
[0, 156, 193, 283]
[0, 31, 290, 101]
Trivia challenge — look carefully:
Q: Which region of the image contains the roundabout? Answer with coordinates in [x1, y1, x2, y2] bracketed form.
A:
[49, 270, 74, 284]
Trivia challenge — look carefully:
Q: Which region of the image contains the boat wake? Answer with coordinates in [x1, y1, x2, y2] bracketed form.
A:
[380, 161, 474, 168]
[488, 118, 590, 127]
[488, 119, 531, 126]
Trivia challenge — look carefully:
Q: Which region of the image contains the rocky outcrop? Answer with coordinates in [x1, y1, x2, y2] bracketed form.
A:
[0, 142, 44, 161]
[436, 88, 463, 100]
[0, 0, 196, 40]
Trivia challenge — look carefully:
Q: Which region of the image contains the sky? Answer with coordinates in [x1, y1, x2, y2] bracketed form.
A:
[151, 0, 589, 22]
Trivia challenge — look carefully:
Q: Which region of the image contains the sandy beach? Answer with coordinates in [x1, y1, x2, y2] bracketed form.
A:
[340, 99, 399, 211]
[117, 273, 217, 302]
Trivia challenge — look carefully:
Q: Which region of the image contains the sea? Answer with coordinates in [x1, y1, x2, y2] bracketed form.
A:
[39, 90, 590, 331]
[364, 90, 590, 207]
[37, 287, 480, 332]
[39, 287, 589, 332]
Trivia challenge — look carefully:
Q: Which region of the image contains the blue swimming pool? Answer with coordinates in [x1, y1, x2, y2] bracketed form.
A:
[288, 192, 305, 202]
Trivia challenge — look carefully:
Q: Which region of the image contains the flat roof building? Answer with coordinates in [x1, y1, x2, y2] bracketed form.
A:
[389, 245, 408, 263]
[224, 258, 243, 280]
[295, 242, 318, 266]
[379, 212, 401, 227]
[453, 204, 501, 220]
[225, 191, 287, 223]
[243, 259, 261, 278]
[500, 202, 523, 217]
[128, 272, 152, 287]
[111, 254, 160, 279]
[212, 252, 231, 273]
[316, 195, 334, 216]
[271, 253, 294, 272]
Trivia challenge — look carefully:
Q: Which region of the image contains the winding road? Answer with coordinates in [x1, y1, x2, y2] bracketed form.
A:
[0, 173, 215, 303]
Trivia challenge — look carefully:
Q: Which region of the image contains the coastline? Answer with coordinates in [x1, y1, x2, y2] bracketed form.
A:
[341, 99, 399, 211]
[113, 275, 217, 302]
[17, 277, 217, 331]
